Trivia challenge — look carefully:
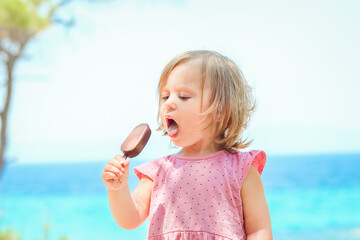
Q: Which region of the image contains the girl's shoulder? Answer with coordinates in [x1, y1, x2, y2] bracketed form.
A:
[229, 149, 267, 175]
[133, 156, 170, 181]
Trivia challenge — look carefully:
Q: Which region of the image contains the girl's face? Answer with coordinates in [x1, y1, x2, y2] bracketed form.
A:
[159, 62, 219, 156]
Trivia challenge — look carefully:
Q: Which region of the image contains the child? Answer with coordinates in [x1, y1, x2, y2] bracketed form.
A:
[102, 50, 272, 240]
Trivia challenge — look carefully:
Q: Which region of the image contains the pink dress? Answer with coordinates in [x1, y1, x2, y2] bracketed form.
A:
[134, 149, 266, 240]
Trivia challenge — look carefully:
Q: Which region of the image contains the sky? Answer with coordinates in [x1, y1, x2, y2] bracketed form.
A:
[4, 0, 360, 164]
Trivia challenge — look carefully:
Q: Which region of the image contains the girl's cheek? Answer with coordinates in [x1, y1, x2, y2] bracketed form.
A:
[159, 105, 164, 115]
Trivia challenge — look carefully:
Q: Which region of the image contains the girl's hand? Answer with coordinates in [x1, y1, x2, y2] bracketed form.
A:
[102, 155, 130, 191]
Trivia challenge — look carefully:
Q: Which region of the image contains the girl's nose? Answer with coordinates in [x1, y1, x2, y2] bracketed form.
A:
[164, 96, 176, 110]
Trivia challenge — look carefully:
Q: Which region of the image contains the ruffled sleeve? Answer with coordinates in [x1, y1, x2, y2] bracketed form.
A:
[240, 150, 267, 179]
[133, 158, 161, 181]
[249, 150, 266, 175]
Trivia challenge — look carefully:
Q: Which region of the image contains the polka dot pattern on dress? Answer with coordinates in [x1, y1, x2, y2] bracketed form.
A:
[134, 149, 266, 240]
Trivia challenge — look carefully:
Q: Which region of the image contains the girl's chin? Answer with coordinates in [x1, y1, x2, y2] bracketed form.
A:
[169, 137, 183, 147]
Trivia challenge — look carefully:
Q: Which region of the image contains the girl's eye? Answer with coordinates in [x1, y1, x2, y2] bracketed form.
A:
[179, 96, 190, 100]
[161, 96, 169, 101]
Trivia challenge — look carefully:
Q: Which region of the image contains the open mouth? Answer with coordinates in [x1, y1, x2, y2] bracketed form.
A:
[165, 116, 179, 138]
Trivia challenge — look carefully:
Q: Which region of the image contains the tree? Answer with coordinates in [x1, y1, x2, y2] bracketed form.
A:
[0, 0, 98, 174]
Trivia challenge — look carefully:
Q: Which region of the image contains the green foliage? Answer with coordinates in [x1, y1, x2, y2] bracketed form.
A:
[0, 228, 21, 240]
[0, 221, 68, 240]
[0, 0, 55, 33]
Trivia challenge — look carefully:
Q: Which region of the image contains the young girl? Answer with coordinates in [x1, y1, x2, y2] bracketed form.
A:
[102, 50, 272, 240]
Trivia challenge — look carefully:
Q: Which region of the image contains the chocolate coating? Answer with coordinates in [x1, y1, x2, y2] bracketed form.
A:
[121, 123, 151, 158]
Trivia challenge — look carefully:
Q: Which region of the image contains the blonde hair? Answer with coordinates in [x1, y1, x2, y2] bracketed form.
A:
[157, 50, 256, 150]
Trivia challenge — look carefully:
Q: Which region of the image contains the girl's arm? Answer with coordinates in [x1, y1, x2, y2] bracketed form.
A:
[241, 165, 272, 240]
[102, 155, 153, 230]
[108, 175, 153, 230]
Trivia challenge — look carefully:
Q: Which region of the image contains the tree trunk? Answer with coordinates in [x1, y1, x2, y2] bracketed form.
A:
[0, 56, 15, 174]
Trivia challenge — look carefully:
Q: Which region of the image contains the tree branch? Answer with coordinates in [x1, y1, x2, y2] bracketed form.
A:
[0, 46, 12, 59]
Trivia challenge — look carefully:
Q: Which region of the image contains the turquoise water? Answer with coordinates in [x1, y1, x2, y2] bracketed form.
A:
[1, 153, 360, 240]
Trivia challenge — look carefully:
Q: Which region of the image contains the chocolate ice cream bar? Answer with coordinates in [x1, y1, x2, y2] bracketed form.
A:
[121, 123, 151, 159]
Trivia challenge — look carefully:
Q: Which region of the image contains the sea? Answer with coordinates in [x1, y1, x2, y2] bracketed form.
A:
[0, 153, 360, 240]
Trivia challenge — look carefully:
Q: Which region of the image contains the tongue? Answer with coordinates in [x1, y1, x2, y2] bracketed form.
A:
[167, 122, 179, 137]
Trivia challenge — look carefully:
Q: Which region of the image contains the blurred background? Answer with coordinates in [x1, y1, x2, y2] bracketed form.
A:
[1, 0, 359, 239]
